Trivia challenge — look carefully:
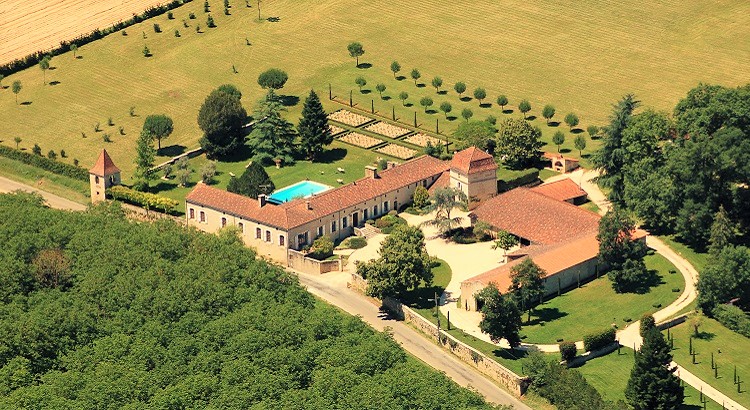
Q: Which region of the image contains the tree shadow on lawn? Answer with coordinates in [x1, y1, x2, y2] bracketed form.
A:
[159, 144, 187, 157]
[447, 115, 458, 121]
[280, 95, 299, 107]
[402, 284, 445, 310]
[356, 62, 372, 69]
[492, 346, 529, 364]
[382, 95, 392, 101]
[425, 109, 438, 115]
[395, 75, 406, 81]
[524, 307, 569, 327]
[416, 83, 426, 88]
[315, 147, 348, 164]
[694, 331, 715, 341]
[479, 103, 493, 108]
[49, 80, 61, 86]
[525, 115, 537, 121]
[437, 90, 448, 95]
[571, 128, 585, 134]
[460, 96, 473, 102]
[548, 121, 560, 127]
[621, 268, 663, 294]
[404, 102, 414, 108]
[20, 101, 33, 106]
[360, 89, 372, 94]
[502, 109, 514, 114]
[560, 148, 572, 154]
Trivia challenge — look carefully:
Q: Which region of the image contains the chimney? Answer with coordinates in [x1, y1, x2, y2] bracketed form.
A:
[387, 161, 397, 169]
[306, 200, 312, 210]
[258, 194, 267, 207]
[365, 165, 379, 179]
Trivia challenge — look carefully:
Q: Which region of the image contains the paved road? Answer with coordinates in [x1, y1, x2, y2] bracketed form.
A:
[296, 271, 532, 410]
[0, 175, 86, 211]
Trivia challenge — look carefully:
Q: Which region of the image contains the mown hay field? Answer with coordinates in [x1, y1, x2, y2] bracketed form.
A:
[1, 0, 748, 176]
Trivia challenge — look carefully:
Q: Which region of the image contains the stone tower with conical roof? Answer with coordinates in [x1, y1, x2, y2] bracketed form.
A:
[89, 149, 121, 203]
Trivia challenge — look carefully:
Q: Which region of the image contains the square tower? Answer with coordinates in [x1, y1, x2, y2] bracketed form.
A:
[89, 149, 121, 203]
[449, 147, 498, 209]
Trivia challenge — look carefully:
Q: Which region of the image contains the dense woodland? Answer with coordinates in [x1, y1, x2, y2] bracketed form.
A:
[0, 193, 495, 409]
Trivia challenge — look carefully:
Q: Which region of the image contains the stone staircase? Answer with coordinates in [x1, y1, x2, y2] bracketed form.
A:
[357, 223, 380, 239]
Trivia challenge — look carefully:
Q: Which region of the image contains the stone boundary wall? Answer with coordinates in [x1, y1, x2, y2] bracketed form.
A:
[150, 147, 204, 172]
[657, 313, 688, 330]
[288, 249, 341, 275]
[349, 272, 368, 293]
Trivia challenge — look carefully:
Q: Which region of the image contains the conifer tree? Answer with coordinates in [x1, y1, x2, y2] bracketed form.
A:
[708, 205, 736, 256]
[133, 131, 156, 191]
[227, 161, 275, 198]
[626, 328, 684, 410]
[297, 90, 332, 161]
[247, 90, 296, 165]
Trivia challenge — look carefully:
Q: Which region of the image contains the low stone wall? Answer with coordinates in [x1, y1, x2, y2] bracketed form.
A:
[150, 147, 204, 172]
[287, 249, 341, 275]
[349, 272, 368, 293]
[381, 296, 531, 396]
[657, 313, 688, 330]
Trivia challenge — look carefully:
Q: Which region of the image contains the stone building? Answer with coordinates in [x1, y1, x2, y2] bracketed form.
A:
[89, 149, 121, 203]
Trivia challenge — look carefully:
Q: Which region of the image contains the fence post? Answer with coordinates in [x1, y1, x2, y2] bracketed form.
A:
[349, 90, 353, 107]
[414, 111, 417, 127]
[392, 106, 395, 121]
[329, 83, 332, 100]
[371, 99, 374, 114]
[436, 118, 439, 134]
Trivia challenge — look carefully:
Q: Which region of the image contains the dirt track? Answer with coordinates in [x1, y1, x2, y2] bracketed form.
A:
[1, 0, 170, 65]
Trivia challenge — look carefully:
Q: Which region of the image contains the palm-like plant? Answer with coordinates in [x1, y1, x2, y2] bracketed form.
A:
[420, 187, 468, 235]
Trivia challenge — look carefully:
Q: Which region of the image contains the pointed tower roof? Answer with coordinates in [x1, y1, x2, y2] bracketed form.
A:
[89, 149, 120, 176]
[450, 146, 497, 174]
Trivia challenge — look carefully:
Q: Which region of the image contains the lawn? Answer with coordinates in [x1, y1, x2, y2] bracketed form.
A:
[1, 0, 747, 180]
[520, 253, 685, 343]
[577, 350, 725, 409]
[0, 156, 89, 203]
[670, 316, 750, 408]
[659, 235, 710, 273]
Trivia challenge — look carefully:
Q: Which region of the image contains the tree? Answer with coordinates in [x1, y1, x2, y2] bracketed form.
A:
[477, 283, 522, 347]
[200, 160, 216, 183]
[422, 187, 468, 234]
[398, 91, 409, 106]
[497, 95, 508, 110]
[247, 90, 296, 165]
[625, 328, 684, 410]
[70, 44, 78, 58]
[419, 96, 433, 113]
[542, 104, 556, 124]
[574, 134, 587, 156]
[257, 68, 289, 89]
[453, 120, 495, 151]
[39, 57, 50, 85]
[454, 81, 466, 97]
[552, 131, 565, 152]
[359, 225, 432, 298]
[639, 314, 656, 337]
[355, 76, 367, 92]
[0, 74, 4, 88]
[297, 90, 332, 161]
[587, 125, 599, 138]
[410, 68, 421, 85]
[439, 101, 452, 118]
[597, 207, 648, 292]
[493, 118, 543, 169]
[697, 245, 750, 314]
[12, 80, 21, 104]
[412, 185, 429, 209]
[431, 77, 443, 93]
[32, 143, 41, 156]
[142, 114, 174, 151]
[309, 235, 334, 260]
[708, 206, 736, 256]
[375, 83, 386, 97]
[206, 14, 216, 27]
[13, 137, 21, 149]
[518, 100, 531, 119]
[492, 230, 519, 260]
[564, 112, 580, 130]
[198, 87, 247, 158]
[390, 60, 401, 78]
[47, 150, 57, 159]
[32, 248, 71, 288]
[347, 42, 365, 66]
[473, 87, 486, 105]
[509, 258, 546, 323]
[216, 83, 242, 100]
[133, 131, 156, 191]
[461, 107, 473, 121]
[142, 45, 151, 57]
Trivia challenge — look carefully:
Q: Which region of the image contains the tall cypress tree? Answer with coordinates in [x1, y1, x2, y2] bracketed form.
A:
[247, 90, 296, 165]
[592, 94, 640, 205]
[626, 328, 684, 410]
[227, 162, 275, 198]
[297, 90, 333, 161]
[133, 131, 156, 191]
[708, 205, 736, 256]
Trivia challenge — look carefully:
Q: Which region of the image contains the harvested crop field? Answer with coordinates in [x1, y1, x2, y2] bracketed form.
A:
[1, 0, 168, 65]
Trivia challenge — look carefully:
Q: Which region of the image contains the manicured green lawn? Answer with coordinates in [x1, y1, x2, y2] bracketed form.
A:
[578, 200, 601, 214]
[520, 253, 685, 343]
[659, 235, 709, 273]
[578, 350, 725, 409]
[2, 0, 747, 179]
[670, 317, 750, 408]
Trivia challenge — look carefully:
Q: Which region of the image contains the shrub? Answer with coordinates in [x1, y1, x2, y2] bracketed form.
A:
[189, 12, 196, 19]
[342, 236, 367, 249]
[153, 23, 162, 33]
[47, 150, 57, 159]
[163, 163, 173, 178]
[175, 30, 181, 37]
[119, 126, 125, 135]
[94, 122, 101, 132]
[102, 133, 111, 143]
[183, 19, 189, 27]
[639, 314, 656, 337]
[309, 236, 334, 260]
[200, 161, 216, 183]
[167, 11, 174, 19]
[107, 117, 114, 126]
[582, 328, 616, 352]
[60, 149, 66, 158]
[108, 186, 179, 213]
[73, 159, 79, 166]
[129, 106, 136, 116]
[672, 287, 681, 292]
[559, 341, 577, 362]
[388, 210, 397, 216]
[175, 156, 189, 170]
[0, 145, 87, 180]
[366, 219, 375, 225]
[412, 185, 429, 209]
[81, 132, 87, 138]
[206, 14, 216, 28]
[377, 158, 388, 170]
[712, 304, 750, 338]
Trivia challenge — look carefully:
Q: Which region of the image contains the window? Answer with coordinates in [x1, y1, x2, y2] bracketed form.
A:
[221, 217, 227, 227]
[317, 226, 323, 237]
[363, 209, 369, 220]
[95, 176, 99, 184]
[238, 222, 244, 233]
[331, 221, 337, 232]
[189, 208, 195, 219]
[422, 180, 427, 187]
[256, 228, 262, 239]
[279, 235, 285, 246]
[373, 205, 378, 216]
[393, 200, 398, 211]
[342, 217, 348, 228]
[384, 201, 389, 213]
[266, 230, 271, 242]
[199, 211, 206, 222]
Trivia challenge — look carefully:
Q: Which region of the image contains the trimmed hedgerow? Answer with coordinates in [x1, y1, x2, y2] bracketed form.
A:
[0, 145, 87, 181]
[559, 341, 577, 362]
[108, 185, 179, 214]
[582, 328, 616, 352]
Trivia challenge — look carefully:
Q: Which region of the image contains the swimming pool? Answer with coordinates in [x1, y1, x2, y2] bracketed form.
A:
[268, 181, 332, 203]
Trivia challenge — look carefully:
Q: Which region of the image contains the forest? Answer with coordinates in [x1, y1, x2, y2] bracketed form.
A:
[0, 193, 495, 409]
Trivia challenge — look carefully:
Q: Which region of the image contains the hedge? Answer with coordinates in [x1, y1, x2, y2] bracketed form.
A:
[108, 186, 179, 214]
[559, 341, 577, 362]
[0, 0, 193, 77]
[582, 328, 616, 352]
[713, 304, 750, 338]
[0, 145, 88, 181]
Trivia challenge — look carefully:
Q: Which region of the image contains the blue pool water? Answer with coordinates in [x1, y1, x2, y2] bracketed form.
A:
[268, 181, 331, 203]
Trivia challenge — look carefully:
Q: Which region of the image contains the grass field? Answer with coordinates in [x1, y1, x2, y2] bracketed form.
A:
[659, 235, 710, 273]
[670, 316, 750, 408]
[578, 350, 725, 409]
[520, 253, 685, 343]
[0, 156, 89, 203]
[1, 0, 748, 180]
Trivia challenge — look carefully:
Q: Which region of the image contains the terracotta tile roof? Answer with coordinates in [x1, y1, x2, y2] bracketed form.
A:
[428, 171, 451, 195]
[186, 155, 450, 230]
[462, 233, 600, 292]
[89, 149, 120, 176]
[451, 147, 497, 175]
[531, 178, 588, 202]
[543, 152, 580, 163]
[470, 188, 600, 245]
